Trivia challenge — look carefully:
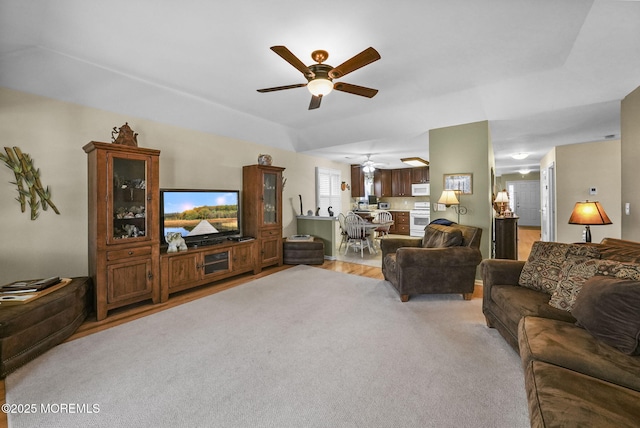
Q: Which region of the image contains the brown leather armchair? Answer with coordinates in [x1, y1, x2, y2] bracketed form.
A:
[381, 223, 483, 302]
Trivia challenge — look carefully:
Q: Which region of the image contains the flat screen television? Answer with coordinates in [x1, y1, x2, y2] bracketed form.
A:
[160, 189, 241, 246]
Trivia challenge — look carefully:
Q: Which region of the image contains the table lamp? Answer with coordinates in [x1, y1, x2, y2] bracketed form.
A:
[494, 190, 509, 217]
[568, 200, 612, 242]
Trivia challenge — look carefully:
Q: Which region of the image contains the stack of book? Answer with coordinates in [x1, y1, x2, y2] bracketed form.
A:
[0, 277, 62, 304]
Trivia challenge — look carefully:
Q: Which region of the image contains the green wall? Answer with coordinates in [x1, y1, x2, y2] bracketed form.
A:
[429, 121, 493, 263]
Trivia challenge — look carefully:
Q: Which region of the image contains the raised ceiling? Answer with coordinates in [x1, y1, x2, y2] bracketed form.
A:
[1, 0, 639, 174]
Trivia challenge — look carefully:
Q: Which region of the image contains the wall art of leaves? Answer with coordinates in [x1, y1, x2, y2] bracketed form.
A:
[0, 147, 60, 220]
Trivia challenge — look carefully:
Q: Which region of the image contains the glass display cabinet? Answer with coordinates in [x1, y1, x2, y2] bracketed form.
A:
[242, 164, 285, 270]
[83, 141, 160, 320]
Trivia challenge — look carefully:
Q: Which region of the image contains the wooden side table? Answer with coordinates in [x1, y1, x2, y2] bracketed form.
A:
[495, 216, 519, 259]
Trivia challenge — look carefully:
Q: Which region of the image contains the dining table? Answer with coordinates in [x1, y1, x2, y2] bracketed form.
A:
[362, 219, 394, 253]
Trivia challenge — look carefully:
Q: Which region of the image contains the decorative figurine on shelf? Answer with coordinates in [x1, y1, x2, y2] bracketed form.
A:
[258, 154, 272, 166]
[111, 122, 138, 147]
[123, 224, 141, 238]
[165, 232, 188, 253]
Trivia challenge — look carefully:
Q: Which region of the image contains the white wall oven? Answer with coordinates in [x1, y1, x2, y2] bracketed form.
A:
[410, 202, 430, 237]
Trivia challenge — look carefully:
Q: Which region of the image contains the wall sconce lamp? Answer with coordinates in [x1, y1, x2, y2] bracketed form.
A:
[494, 190, 510, 217]
[438, 190, 467, 224]
[400, 157, 429, 167]
[568, 200, 612, 242]
[340, 181, 351, 191]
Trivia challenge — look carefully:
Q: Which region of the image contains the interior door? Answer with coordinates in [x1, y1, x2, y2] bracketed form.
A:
[507, 180, 541, 227]
[541, 163, 556, 241]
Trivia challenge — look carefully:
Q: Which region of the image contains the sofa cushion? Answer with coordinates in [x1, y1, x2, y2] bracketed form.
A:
[518, 316, 640, 393]
[549, 259, 640, 311]
[421, 224, 463, 248]
[522, 360, 640, 428]
[599, 238, 640, 263]
[518, 241, 600, 294]
[490, 285, 575, 343]
[572, 276, 640, 355]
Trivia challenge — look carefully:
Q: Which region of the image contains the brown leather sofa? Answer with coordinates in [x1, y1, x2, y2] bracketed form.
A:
[482, 239, 640, 427]
[381, 223, 482, 302]
[0, 276, 91, 378]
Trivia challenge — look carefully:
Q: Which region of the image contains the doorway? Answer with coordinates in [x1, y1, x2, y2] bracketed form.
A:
[506, 180, 541, 227]
[540, 163, 556, 241]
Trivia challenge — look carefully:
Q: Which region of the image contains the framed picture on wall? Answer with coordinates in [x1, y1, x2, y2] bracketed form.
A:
[444, 173, 473, 195]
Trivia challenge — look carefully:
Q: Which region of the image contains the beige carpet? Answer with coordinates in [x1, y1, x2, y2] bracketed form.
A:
[6, 266, 528, 427]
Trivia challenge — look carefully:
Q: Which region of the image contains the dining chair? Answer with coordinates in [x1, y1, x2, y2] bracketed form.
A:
[344, 213, 374, 257]
[337, 212, 349, 252]
[374, 210, 393, 239]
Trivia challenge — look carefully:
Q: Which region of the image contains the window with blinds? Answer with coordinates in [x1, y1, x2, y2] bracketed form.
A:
[315, 167, 342, 216]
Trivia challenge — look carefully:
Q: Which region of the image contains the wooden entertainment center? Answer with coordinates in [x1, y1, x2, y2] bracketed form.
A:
[159, 239, 258, 301]
[85, 141, 284, 320]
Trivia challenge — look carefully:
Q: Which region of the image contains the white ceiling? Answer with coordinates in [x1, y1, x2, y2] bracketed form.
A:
[1, 0, 639, 174]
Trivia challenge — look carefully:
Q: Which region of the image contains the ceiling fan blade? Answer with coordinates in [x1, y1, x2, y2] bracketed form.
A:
[257, 83, 307, 93]
[328, 47, 380, 79]
[270, 46, 315, 78]
[333, 82, 379, 98]
[308, 95, 322, 110]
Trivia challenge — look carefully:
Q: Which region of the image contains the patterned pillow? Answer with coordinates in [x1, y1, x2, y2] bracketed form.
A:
[549, 259, 640, 311]
[518, 241, 601, 294]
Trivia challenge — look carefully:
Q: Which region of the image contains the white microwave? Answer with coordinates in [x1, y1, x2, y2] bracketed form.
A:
[411, 183, 430, 196]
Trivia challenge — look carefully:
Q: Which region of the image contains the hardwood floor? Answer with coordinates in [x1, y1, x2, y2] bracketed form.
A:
[518, 226, 541, 261]
[0, 231, 541, 428]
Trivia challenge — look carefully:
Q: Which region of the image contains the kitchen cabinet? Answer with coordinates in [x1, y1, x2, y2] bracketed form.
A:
[392, 169, 412, 196]
[374, 169, 392, 197]
[83, 141, 160, 320]
[411, 167, 430, 184]
[350, 164, 365, 197]
[243, 164, 285, 270]
[389, 211, 410, 235]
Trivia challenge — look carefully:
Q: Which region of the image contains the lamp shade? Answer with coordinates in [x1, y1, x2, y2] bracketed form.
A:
[494, 191, 509, 203]
[438, 190, 459, 206]
[568, 201, 612, 225]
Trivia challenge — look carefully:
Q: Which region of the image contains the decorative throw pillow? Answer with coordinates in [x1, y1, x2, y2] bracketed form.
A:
[549, 259, 640, 311]
[572, 276, 640, 355]
[549, 257, 600, 311]
[518, 241, 600, 294]
[422, 225, 463, 248]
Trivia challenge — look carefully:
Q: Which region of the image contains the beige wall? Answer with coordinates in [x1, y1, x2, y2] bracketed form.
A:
[555, 140, 621, 243]
[0, 87, 351, 283]
[621, 85, 640, 240]
[429, 121, 493, 261]
[496, 171, 541, 190]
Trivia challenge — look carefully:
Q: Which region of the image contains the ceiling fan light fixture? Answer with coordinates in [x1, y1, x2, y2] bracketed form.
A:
[401, 157, 429, 167]
[362, 161, 376, 173]
[307, 78, 333, 96]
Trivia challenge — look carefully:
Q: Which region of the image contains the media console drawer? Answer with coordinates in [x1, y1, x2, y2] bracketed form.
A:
[107, 246, 152, 261]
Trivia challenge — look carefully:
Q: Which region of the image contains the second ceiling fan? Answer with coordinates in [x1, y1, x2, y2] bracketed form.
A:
[257, 46, 381, 110]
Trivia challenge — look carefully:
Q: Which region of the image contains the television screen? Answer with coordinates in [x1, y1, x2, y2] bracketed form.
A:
[160, 189, 240, 245]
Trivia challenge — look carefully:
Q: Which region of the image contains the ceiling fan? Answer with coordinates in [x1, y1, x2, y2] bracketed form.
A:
[257, 46, 381, 110]
[359, 154, 386, 174]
